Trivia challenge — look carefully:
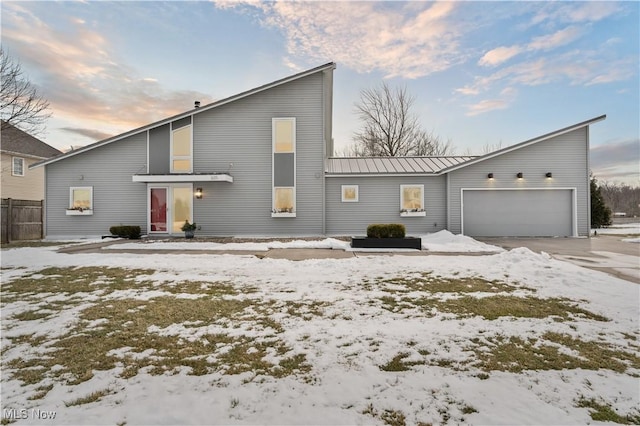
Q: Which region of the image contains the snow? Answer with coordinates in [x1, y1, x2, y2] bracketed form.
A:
[103, 230, 503, 253]
[592, 223, 640, 235]
[1, 239, 638, 425]
[622, 237, 640, 243]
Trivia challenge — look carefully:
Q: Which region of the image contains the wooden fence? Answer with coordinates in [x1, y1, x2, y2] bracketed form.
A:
[1, 198, 44, 243]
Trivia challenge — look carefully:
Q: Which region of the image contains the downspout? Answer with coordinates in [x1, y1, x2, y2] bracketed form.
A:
[586, 125, 591, 238]
[446, 172, 450, 231]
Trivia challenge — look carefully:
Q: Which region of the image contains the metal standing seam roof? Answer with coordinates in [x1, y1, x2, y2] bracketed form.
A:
[325, 156, 478, 174]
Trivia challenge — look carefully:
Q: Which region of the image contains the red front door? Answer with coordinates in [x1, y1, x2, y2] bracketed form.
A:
[150, 188, 167, 232]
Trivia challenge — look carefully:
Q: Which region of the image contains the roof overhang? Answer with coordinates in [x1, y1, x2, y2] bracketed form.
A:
[132, 174, 233, 183]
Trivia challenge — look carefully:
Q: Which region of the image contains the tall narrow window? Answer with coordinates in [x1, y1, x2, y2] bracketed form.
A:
[272, 118, 296, 217]
[171, 125, 192, 173]
[12, 157, 24, 176]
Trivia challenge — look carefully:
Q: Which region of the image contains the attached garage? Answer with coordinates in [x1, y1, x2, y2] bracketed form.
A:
[461, 189, 576, 237]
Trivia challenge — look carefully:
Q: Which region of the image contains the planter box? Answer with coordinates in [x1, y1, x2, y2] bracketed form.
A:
[351, 237, 422, 250]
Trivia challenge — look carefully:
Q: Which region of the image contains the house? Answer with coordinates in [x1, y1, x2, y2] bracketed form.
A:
[1, 121, 62, 201]
[31, 63, 605, 239]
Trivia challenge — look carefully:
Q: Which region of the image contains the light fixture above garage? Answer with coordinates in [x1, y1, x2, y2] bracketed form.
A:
[546, 172, 552, 178]
[517, 172, 523, 179]
[487, 173, 494, 179]
[195, 188, 203, 199]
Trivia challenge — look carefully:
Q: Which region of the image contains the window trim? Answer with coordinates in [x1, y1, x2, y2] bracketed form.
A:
[400, 184, 426, 217]
[272, 117, 296, 154]
[11, 156, 25, 177]
[170, 124, 193, 173]
[67, 186, 94, 215]
[341, 185, 359, 202]
[272, 118, 297, 217]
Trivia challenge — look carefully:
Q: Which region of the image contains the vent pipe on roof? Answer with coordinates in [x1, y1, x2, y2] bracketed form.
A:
[194, 101, 201, 108]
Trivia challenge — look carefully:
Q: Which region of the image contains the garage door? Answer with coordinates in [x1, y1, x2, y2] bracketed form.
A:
[462, 189, 573, 237]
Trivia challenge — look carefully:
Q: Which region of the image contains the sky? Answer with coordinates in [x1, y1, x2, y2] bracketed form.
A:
[1, 1, 638, 186]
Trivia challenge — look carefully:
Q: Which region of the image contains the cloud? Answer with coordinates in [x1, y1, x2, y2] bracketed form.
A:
[527, 26, 583, 51]
[59, 127, 114, 141]
[1, 3, 214, 141]
[479, 25, 584, 68]
[465, 87, 517, 116]
[591, 139, 640, 170]
[478, 46, 523, 67]
[590, 138, 640, 188]
[213, 1, 464, 79]
[531, 1, 621, 26]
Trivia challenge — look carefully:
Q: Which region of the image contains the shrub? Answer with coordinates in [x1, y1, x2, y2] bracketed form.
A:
[366, 224, 406, 239]
[109, 225, 141, 239]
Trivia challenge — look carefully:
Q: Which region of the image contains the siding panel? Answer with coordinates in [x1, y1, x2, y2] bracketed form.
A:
[447, 128, 589, 236]
[46, 133, 147, 237]
[326, 176, 447, 236]
[192, 73, 324, 236]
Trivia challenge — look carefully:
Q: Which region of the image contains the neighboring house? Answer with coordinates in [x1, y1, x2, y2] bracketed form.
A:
[1, 121, 62, 201]
[31, 63, 605, 238]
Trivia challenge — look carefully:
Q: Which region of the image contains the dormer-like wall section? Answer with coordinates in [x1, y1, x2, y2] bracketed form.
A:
[148, 116, 193, 174]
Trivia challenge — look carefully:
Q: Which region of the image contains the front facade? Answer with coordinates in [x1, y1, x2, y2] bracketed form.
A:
[33, 63, 604, 239]
[1, 122, 62, 201]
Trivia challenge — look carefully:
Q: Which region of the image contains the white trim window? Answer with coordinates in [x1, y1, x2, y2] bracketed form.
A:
[341, 185, 359, 202]
[67, 186, 93, 215]
[400, 184, 426, 216]
[12, 157, 24, 176]
[171, 124, 192, 173]
[272, 118, 296, 217]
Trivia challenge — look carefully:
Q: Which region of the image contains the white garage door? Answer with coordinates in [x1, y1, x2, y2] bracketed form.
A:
[462, 189, 574, 237]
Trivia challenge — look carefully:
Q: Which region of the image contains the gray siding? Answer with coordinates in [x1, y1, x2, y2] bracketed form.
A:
[325, 176, 447, 236]
[192, 73, 325, 236]
[447, 128, 589, 236]
[149, 124, 169, 174]
[45, 133, 147, 237]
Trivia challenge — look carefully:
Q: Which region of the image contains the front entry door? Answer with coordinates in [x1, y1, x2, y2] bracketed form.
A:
[148, 184, 193, 235]
[150, 187, 168, 232]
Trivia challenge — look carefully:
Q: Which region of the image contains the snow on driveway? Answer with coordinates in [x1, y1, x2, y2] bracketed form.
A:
[1, 239, 638, 425]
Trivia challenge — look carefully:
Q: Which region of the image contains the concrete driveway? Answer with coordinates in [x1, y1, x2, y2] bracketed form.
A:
[477, 235, 640, 284]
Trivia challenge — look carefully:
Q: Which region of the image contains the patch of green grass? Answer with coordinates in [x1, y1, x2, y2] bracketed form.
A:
[380, 274, 521, 294]
[576, 397, 640, 424]
[27, 384, 54, 400]
[404, 295, 609, 322]
[64, 388, 112, 407]
[0, 267, 156, 303]
[11, 310, 51, 321]
[4, 269, 310, 389]
[380, 352, 426, 372]
[474, 332, 640, 373]
[381, 409, 406, 426]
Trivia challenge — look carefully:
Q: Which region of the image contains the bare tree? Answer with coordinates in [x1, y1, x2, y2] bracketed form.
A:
[1, 47, 51, 136]
[349, 82, 453, 157]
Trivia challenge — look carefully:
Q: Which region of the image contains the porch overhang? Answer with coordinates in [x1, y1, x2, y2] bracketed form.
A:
[132, 173, 233, 183]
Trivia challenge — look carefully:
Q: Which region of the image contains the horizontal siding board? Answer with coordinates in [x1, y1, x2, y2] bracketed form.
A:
[326, 176, 447, 236]
[46, 133, 147, 237]
[192, 73, 324, 236]
[448, 128, 589, 236]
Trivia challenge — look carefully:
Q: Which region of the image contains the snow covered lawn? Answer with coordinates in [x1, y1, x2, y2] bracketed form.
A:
[1, 243, 639, 425]
[593, 223, 640, 236]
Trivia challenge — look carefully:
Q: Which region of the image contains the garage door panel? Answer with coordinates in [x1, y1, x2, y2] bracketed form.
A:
[463, 190, 573, 237]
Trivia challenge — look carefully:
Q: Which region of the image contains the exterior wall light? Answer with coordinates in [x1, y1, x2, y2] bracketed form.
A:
[517, 172, 523, 179]
[545, 172, 553, 178]
[487, 173, 494, 179]
[195, 188, 203, 199]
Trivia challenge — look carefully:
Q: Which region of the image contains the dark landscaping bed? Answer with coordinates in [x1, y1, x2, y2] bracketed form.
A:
[351, 237, 422, 250]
